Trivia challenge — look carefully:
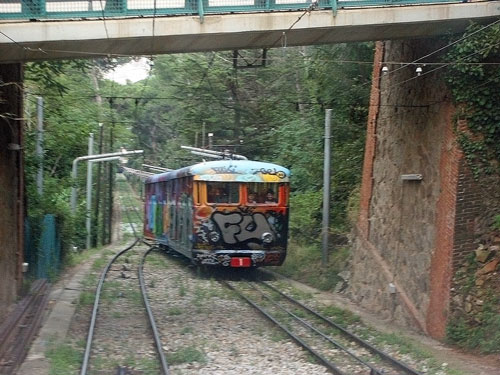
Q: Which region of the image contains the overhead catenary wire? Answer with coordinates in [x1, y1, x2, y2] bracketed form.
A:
[380, 17, 500, 79]
[7, 12, 498, 130]
[98, 0, 110, 40]
[380, 38, 500, 94]
[4, 22, 499, 68]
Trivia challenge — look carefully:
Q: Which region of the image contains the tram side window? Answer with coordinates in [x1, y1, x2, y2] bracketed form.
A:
[247, 183, 278, 204]
[206, 182, 239, 204]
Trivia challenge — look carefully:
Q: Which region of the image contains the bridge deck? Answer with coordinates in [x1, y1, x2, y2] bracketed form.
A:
[0, 1, 498, 62]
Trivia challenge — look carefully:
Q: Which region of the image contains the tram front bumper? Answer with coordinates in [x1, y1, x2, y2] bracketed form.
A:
[192, 249, 285, 267]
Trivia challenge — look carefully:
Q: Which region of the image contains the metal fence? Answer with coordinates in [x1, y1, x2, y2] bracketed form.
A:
[24, 214, 61, 280]
[0, 0, 460, 20]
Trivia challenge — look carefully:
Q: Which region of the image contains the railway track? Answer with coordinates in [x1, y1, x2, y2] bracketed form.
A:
[80, 177, 169, 375]
[79, 174, 449, 375]
[221, 277, 422, 375]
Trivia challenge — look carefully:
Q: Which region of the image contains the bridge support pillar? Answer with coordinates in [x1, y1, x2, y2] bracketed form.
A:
[350, 38, 470, 339]
[0, 63, 24, 321]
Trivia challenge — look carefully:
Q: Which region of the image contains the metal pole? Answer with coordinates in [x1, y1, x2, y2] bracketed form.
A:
[208, 132, 213, 149]
[107, 121, 114, 244]
[202, 122, 206, 148]
[36, 97, 43, 196]
[94, 123, 103, 247]
[86, 133, 94, 249]
[322, 109, 332, 266]
[71, 159, 78, 213]
[70, 150, 143, 214]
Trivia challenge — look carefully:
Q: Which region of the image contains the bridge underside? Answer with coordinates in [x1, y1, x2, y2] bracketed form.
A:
[0, 2, 499, 62]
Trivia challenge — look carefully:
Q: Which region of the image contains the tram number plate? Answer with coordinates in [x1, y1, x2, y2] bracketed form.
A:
[230, 257, 251, 267]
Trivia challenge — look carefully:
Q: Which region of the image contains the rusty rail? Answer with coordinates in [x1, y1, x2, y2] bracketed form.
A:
[0, 279, 50, 375]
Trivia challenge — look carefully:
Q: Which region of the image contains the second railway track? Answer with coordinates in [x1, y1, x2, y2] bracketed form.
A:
[221, 278, 421, 375]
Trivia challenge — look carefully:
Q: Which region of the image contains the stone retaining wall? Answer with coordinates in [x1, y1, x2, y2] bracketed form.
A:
[348, 39, 459, 338]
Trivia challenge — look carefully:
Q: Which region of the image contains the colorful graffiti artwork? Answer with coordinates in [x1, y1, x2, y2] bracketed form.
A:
[193, 206, 287, 251]
[211, 212, 273, 245]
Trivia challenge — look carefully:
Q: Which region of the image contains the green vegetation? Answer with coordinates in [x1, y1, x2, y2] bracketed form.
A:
[447, 294, 500, 353]
[445, 22, 500, 177]
[319, 305, 361, 327]
[165, 346, 206, 365]
[166, 307, 183, 315]
[493, 214, 500, 230]
[146, 252, 170, 268]
[46, 341, 83, 375]
[180, 326, 194, 335]
[443, 23, 500, 348]
[276, 243, 350, 291]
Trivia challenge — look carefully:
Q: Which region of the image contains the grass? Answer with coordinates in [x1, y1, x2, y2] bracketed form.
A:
[273, 242, 350, 291]
[166, 346, 206, 365]
[180, 326, 193, 335]
[91, 255, 108, 272]
[77, 290, 95, 307]
[147, 252, 170, 268]
[46, 340, 83, 375]
[64, 245, 104, 268]
[352, 326, 466, 375]
[319, 305, 361, 327]
[167, 307, 183, 315]
[269, 328, 288, 342]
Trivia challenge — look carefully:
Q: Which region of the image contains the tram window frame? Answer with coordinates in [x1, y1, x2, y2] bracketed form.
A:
[246, 183, 279, 205]
[193, 181, 201, 205]
[206, 182, 240, 205]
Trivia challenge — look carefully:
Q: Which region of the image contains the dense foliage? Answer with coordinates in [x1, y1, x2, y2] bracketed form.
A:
[444, 22, 500, 352]
[445, 22, 500, 177]
[123, 45, 373, 240]
[23, 44, 373, 263]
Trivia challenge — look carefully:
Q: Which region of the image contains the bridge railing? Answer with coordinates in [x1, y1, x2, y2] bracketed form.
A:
[0, 0, 459, 20]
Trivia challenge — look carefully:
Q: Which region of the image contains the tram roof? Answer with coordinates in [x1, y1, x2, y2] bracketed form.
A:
[145, 160, 290, 184]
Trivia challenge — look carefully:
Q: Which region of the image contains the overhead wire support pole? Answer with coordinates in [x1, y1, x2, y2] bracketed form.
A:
[108, 108, 115, 245]
[70, 150, 144, 214]
[36, 96, 44, 196]
[94, 123, 104, 247]
[322, 109, 332, 266]
[86, 133, 94, 250]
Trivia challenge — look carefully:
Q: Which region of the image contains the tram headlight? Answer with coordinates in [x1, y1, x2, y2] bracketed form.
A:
[261, 232, 273, 244]
[209, 231, 220, 243]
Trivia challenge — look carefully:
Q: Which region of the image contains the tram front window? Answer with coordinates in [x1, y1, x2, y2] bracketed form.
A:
[206, 182, 240, 204]
[246, 183, 278, 204]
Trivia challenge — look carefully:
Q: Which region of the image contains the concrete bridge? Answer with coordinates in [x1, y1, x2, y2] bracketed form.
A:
[0, 1, 499, 62]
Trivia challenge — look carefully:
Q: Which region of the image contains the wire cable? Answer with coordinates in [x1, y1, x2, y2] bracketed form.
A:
[380, 17, 500, 79]
[380, 39, 500, 94]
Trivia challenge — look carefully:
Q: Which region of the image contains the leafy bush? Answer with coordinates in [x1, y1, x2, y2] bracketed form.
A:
[288, 190, 323, 243]
[277, 242, 350, 291]
[446, 295, 500, 353]
[493, 214, 500, 230]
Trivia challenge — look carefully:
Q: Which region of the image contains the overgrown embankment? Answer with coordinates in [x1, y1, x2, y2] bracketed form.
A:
[443, 22, 500, 353]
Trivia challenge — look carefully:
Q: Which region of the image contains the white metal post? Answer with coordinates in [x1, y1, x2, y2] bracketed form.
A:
[36, 96, 44, 196]
[85, 133, 94, 249]
[322, 109, 332, 266]
[71, 150, 143, 214]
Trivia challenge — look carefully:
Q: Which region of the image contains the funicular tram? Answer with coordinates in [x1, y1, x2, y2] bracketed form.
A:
[143, 159, 290, 267]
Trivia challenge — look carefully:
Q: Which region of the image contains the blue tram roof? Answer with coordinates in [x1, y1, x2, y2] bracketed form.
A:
[146, 160, 290, 184]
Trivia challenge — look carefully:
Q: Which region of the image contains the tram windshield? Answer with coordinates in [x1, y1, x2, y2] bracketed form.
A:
[246, 183, 278, 204]
[206, 182, 240, 204]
